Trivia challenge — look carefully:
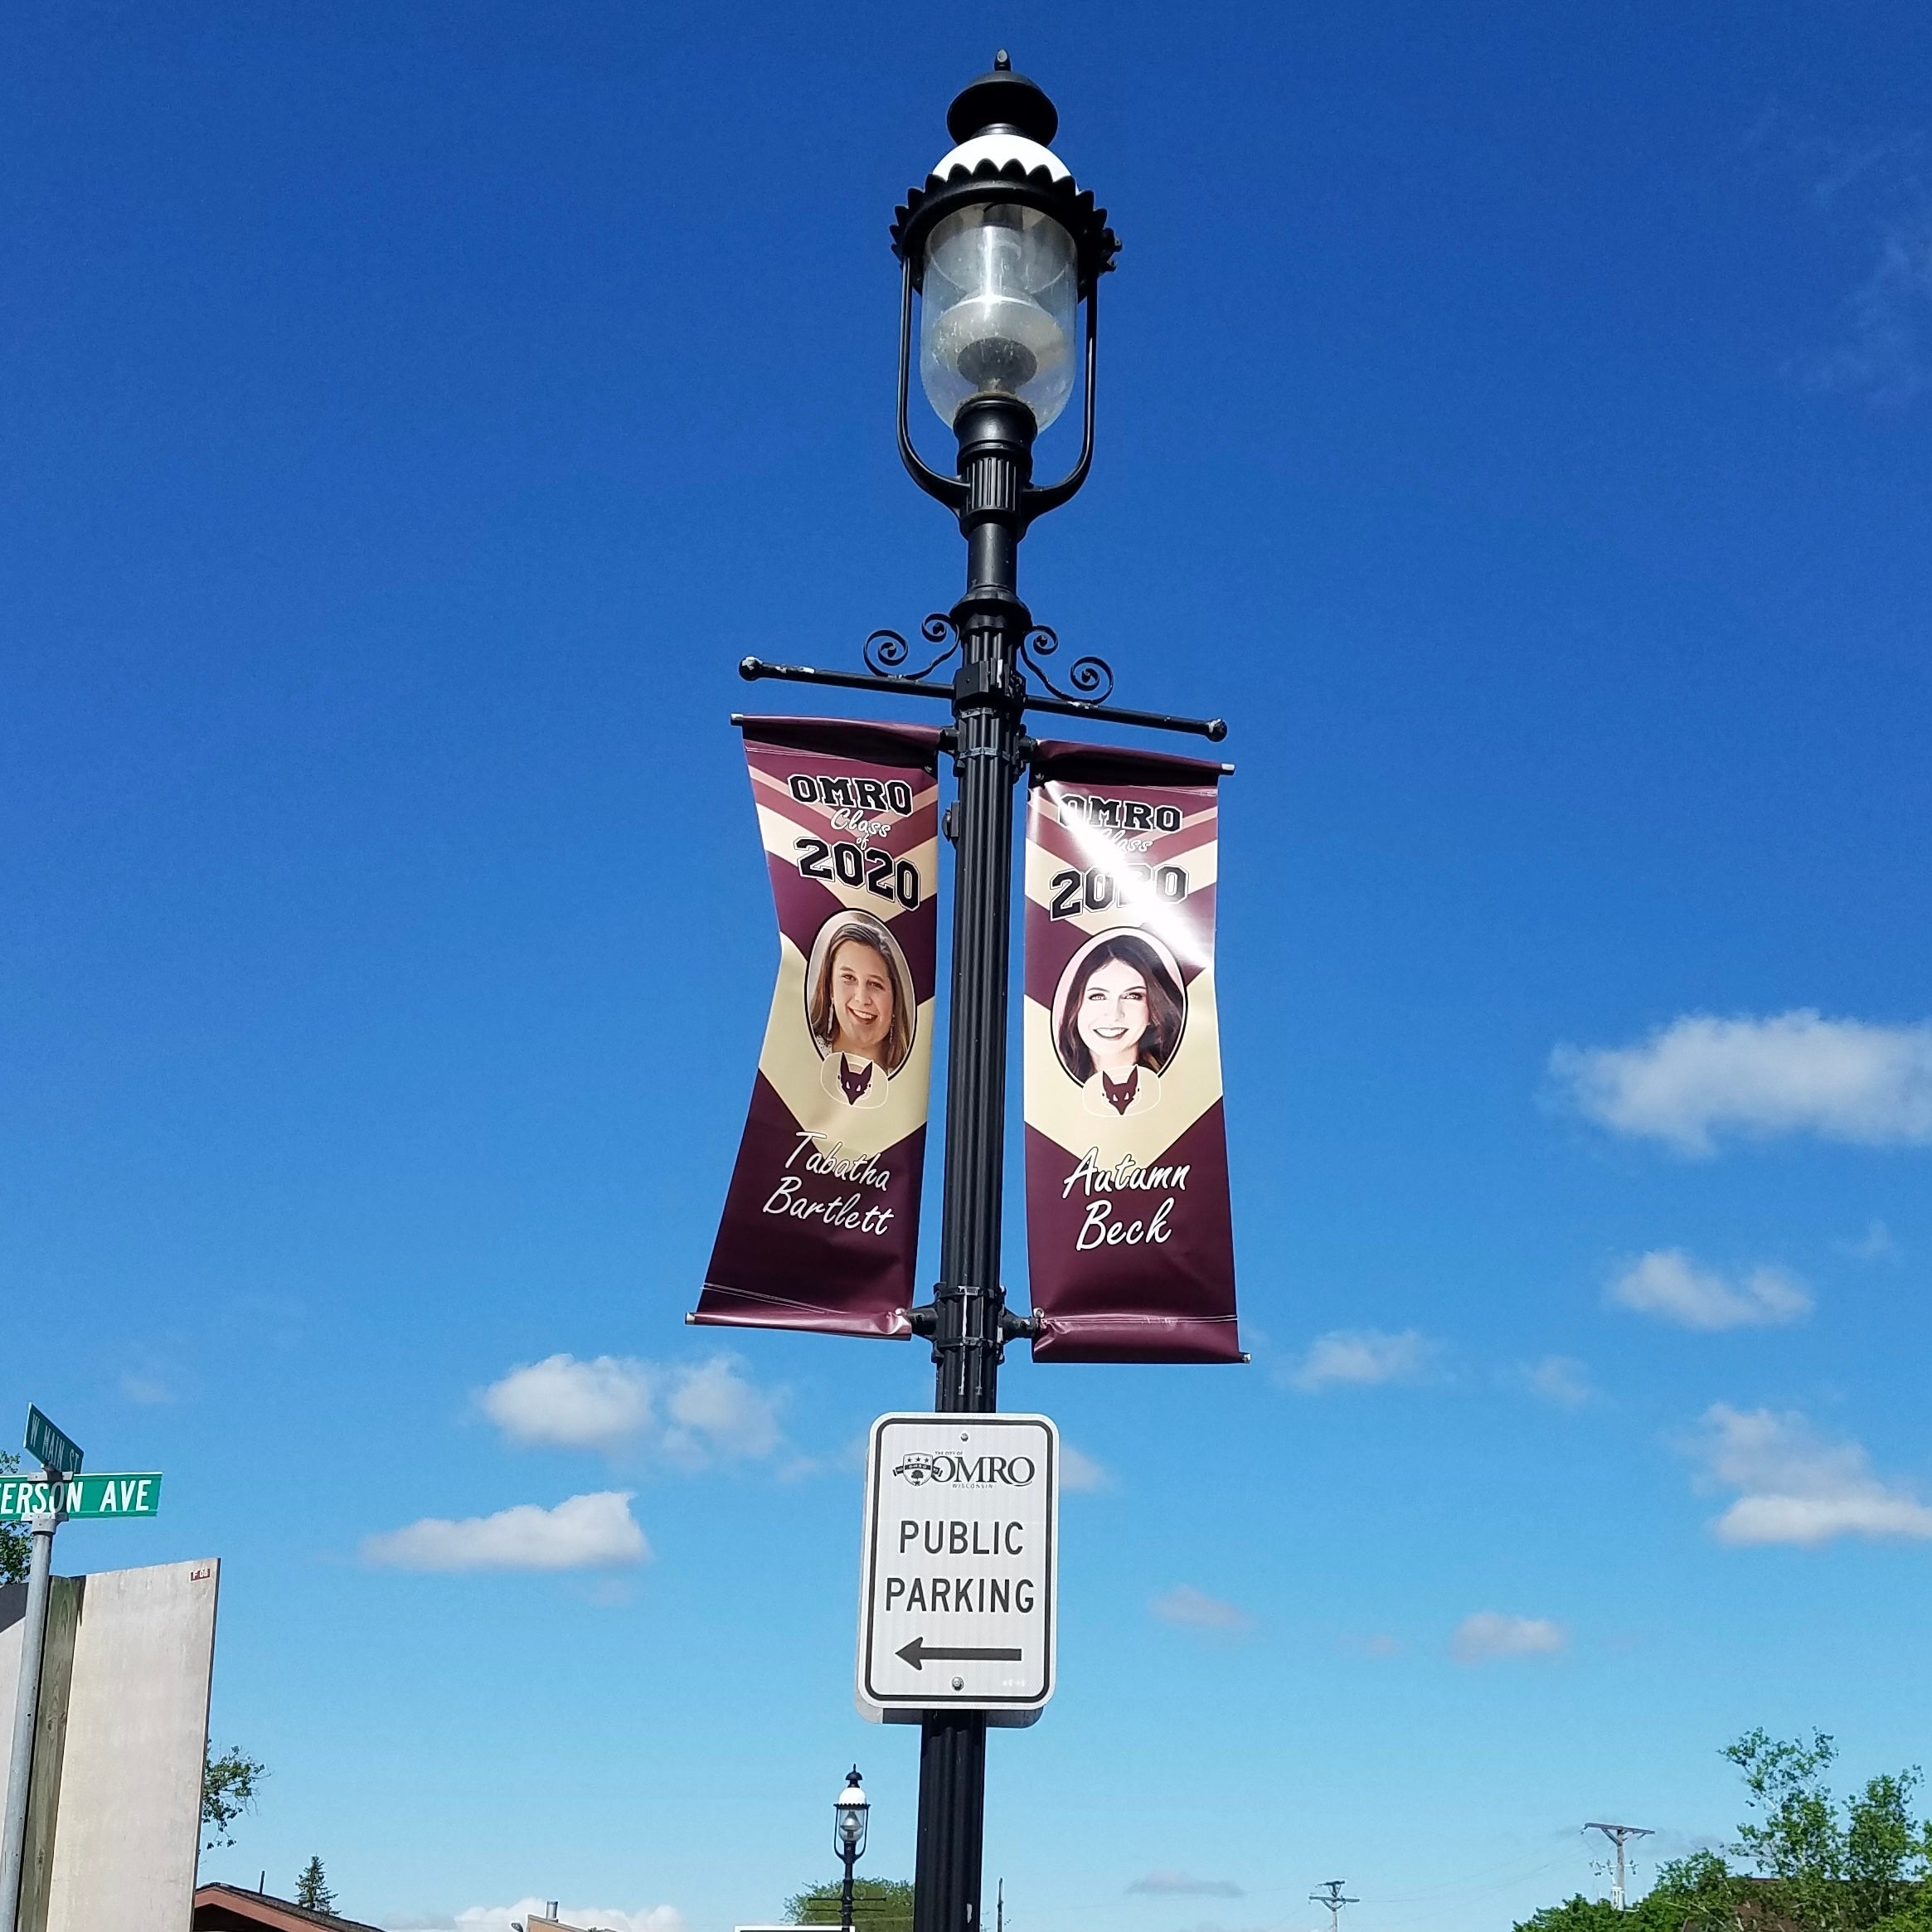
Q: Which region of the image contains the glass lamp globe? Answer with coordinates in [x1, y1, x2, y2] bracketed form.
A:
[920, 201, 1078, 430]
[834, 1770, 869, 1856]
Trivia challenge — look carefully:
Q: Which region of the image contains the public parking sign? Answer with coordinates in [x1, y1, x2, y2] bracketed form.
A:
[856, 1412, 1057, 1726]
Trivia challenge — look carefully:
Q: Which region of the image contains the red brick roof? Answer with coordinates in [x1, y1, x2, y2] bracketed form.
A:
[192, 1881, 387, 1932]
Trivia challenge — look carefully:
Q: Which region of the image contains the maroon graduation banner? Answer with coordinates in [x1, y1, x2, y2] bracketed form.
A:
[693, 717, 941, 1338]
[1022, 740, 1241, 1363]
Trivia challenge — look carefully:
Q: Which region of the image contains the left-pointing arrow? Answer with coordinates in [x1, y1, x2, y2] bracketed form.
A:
[896, 1637, 1023, 1671]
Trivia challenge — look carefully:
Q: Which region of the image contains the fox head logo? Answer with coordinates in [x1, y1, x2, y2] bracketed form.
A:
[838, 1056, 876, 1105]
[1100, 1068, 1139, 1116]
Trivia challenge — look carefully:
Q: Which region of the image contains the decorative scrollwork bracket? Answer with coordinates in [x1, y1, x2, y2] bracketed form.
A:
[738, 612, 1224, 743]
[1015, 624, 1115, 706]
[863, 613, 963, 684]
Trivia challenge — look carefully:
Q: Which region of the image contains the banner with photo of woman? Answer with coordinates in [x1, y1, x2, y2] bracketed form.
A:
[692, 716, 941, 1338]
[1022, 740, 1241, 1362]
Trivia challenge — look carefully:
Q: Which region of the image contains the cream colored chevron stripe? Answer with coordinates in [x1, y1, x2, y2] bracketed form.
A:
[753, 802, 938, 923]
[1021, 834, 1219, 961]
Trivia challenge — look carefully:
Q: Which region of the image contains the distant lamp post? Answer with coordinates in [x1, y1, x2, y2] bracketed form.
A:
[834, 1767, 870, 1932]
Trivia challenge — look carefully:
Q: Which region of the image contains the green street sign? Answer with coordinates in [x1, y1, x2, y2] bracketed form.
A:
[24, 1405, 83, 1477]
[0, 1473, 162, 1521]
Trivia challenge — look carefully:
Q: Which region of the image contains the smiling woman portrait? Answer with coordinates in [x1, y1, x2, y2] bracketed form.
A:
[1052, 930, 1186, 1120]
[806, 914, 915, 1108]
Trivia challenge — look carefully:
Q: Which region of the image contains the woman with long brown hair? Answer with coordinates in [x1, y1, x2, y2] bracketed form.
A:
[808, 919, 915, 1105]
[1054, 930, 1186, 1119]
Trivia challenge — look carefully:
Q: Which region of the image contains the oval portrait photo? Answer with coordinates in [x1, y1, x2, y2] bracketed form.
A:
[803, 910, 916, 1110]
[1051, 928, 1187, 1121]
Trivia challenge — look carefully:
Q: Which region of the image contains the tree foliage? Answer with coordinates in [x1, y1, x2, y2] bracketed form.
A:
[296, 1857, 337, 1913]
[1517, 1851, 1743, 1932]
[784, 1877, 914, 1932]
[0, 1453, 28, 1585]
[1515, 1733, 1932, 1932]
[201, 1743, 268, 1849]
[1723, 1729, 1932, 1932]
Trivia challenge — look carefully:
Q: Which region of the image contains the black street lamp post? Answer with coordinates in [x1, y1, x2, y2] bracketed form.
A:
[835, 1767, 871, 1932]
[741, 51, 1226, 1932]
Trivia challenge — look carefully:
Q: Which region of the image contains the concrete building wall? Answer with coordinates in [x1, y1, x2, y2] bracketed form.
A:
[2, 1561, 221, 1932]
[45, 1558, 220, 1932]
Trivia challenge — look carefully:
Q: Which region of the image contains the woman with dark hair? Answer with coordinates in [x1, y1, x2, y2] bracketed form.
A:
[1054, 930, 1186, 1119]
[808, 919, 915, 1107]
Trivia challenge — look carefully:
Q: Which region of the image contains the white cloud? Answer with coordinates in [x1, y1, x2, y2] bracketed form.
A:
[483, 1354, 654, 1453]
[1284, 1328, 1439, 1392]
[480, 1353, 783, 1467]
[661, 1357, 782, 1463]
[1151, 1585, 1253, 1634]
[1451, 1612, 1566, 1664]
[1520, 1355, 1596, 1407]
[394, 1902, 686, 1932]
[1061, 1444, 1112, 1493]
[1547, 1011, 1932, 1154]
[1342, 1633, 1403, 1658]
[1811, 197, 1932, 405]
[362, 1492, 648, 1573]
[1837, 1219, 1900, 1261]
[1687, 1405, 1932, 1547]
[1607, 1250, 1812, 1332]
[1129, 1875, 1247, 1899]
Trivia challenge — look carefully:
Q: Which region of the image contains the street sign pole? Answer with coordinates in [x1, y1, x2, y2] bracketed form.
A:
[0, 1406, 110, 1932]
[912, 421, 1025, 1932]
[0, 1505, 60, 1932]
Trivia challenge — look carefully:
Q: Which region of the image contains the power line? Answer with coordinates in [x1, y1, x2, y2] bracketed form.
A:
[1310, 1879, 1359, 1932]
[1584, 1823, 1653, 1912]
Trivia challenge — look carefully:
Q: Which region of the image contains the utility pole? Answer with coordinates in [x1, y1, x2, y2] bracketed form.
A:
[1309, 1880, 1357, 1932]
[1585, 1823, 1653, 1912]
[2, 1407, 87, 1932]
[0, 1503, 57, 1932]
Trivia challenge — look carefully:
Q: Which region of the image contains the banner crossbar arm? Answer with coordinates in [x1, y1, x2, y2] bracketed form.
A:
[1020, 692, 1228, 743]
[737, 658, 957, 704]
[737, 656, 1228, 745]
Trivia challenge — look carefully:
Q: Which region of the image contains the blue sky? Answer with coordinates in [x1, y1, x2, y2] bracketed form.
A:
[4, 3, 1931, 1930]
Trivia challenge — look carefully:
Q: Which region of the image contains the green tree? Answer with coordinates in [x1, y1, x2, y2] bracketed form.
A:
[1726, 1728, 1847, 1931]
[1844, 1772, 1932, 1929]
[201, 1744, 268, 1849]
[1, 1454, 29, 1585]
[1513, 1895, 1647, 1932]
[1517, 1852, 1740, 1932]
[295, 1857, 336, 1913]
[1871, 1902, 1932, 1932]
[1652, 1851, 1750, 1932]
[784, 1877, 914, 1932]
[1514, 1733, 1932, 1932]
[1723, 1731, 1932, 1932]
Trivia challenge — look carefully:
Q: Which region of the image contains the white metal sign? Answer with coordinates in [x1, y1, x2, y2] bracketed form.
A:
[856, 1412, 1057, 1726]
